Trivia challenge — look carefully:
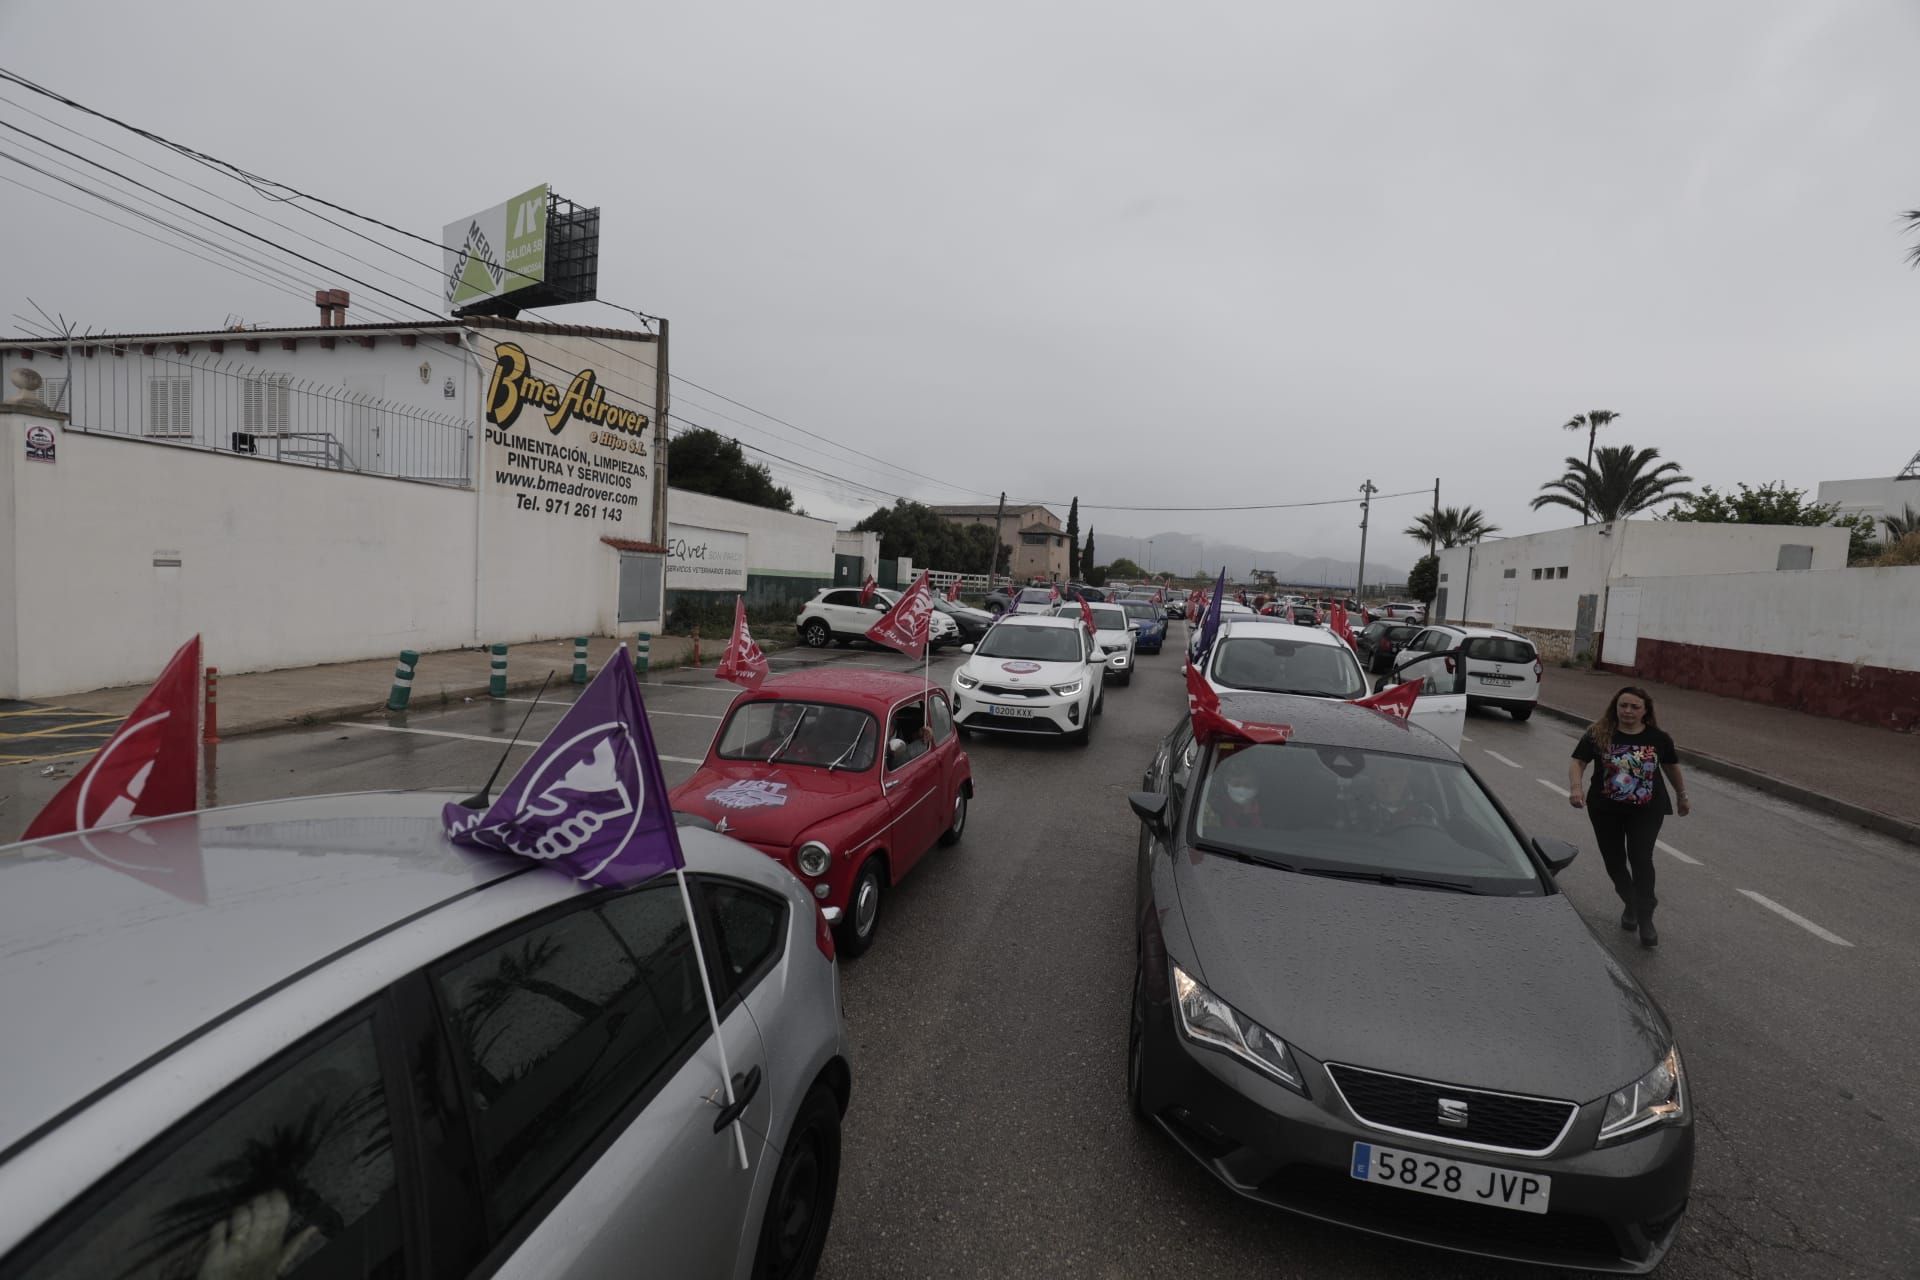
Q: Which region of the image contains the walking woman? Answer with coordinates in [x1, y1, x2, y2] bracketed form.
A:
[1569, 686, 1690, 948]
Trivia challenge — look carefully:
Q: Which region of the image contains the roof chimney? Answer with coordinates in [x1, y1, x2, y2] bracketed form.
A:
[314, 289, 332, 327]
[328, 288, 349, 327]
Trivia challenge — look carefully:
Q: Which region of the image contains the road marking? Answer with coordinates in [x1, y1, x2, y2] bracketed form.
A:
[1459, 733, 1473, 743]
[0, 706, 105, 719]
[1737, 890, 1853, 947]
[1655, 839, 1701, 866]
[333, 722, 703, 764]
[1536, 778, 1569, 797]
[0, 716, 122, 739]
[496, 698, 720, 720]
[1483, 749, 1522, 769]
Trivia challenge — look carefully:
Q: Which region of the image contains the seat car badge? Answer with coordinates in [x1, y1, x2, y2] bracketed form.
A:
[1438, 1097, 1470, 1129]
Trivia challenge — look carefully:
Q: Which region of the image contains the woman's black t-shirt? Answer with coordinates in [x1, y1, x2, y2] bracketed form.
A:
[1573, 728, 1679, 814]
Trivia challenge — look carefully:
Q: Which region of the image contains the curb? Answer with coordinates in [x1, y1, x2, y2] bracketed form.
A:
[1534, 702, 1920, 849]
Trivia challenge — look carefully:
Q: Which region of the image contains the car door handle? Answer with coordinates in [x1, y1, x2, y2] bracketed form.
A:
[713, 1065, 763, 1133]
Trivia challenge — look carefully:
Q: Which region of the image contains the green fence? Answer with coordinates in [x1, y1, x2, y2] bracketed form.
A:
[665, 573, 831, 635]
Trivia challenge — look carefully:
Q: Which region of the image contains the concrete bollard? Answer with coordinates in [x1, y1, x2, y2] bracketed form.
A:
[203, 667, 220, 744]
[388, 650, 418, 711]
[489, 644, 508, 698]
[633, 632, 651, 676]
[572, 637, 590, 685]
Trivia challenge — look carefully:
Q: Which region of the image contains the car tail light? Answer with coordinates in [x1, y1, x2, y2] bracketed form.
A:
[1444, 656, 1455, 674]
[1534, 659, 1543, 677]
[815, 906, 836, 961]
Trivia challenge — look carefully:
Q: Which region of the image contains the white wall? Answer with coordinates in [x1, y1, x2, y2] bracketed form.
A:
[1611, 519, 1848, 575]
[668, 488, 836, 577]
[1614, 567, 1920, 671]
[835, 530, 880, 574]
[1818, 475, 1920, 539]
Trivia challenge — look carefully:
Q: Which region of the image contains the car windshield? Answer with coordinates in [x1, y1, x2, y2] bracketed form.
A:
[1465, 637, 1536, 664]
[1088, 605, 1128, 630]
[1194, 743, 1542, 893]
[1122, 602, 1160, 622]
[717, 700, 878, 771]
[1289, 607, 1317, 622]
[1210, 635, 1366, 698]
[976, 625, 1083, 663]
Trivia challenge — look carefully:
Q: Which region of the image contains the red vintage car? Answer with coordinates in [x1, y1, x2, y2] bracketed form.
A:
[669, 669, 974, 956]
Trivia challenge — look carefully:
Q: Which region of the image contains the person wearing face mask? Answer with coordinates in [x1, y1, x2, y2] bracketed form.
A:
[1205, 754, 1265, 831]
[1568, 686, 1689, 948]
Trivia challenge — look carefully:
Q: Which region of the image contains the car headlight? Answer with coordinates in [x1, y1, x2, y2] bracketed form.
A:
[796, 841, 832, 878]
[956, 670, 980, 689]
[1050, 680, 1083, 696]
[1171, 963, 1305, 1094]
[1597, 1046, 1686, 1145]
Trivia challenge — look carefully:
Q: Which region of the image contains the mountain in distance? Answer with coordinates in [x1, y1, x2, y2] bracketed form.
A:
[1094, 531, 1407, 589]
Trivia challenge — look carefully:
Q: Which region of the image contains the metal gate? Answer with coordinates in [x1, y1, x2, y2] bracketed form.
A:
[618, 551, 664, 624]
[834, 553, 863, 586]
[1601, 587, 1641, 668]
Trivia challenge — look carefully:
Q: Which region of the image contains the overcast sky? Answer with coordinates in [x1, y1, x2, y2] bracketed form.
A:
[4, 0, 1918, 559]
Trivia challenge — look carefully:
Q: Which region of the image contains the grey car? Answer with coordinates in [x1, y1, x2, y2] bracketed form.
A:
[0, 792, 851, 1279]
[1127, 694, 1693, 1274]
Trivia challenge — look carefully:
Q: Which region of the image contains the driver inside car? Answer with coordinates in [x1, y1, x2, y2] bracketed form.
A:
[1201, 746, 1266, 831]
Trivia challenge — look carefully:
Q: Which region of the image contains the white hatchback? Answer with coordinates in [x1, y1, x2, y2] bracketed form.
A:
[1050, 601, 1137, 685]
[1390, 625, 1541, 721]
[951, 615, 1105, 744]
[797, 587, 959, 650]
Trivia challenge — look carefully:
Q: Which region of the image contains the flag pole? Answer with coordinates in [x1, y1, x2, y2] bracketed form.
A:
[674, 860, 751, 1170]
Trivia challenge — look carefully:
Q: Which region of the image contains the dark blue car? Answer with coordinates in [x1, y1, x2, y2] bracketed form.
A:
[1121, 601, 1168, 654]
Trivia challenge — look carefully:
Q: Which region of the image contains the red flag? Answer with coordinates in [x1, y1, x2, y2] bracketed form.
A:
[866, 571, 935, 659]
[946, 578, 962, 602]
[1354, 680, 1422, 721]
[25, 636, 202, 841]
[858, 575, 878, 606]
[1078, 595, 1098, 635]
[1186, 661, 1291, 746]
[714, 597, 769, 690]
[1329, 603, 1357, 651]
[1361, 606, 1374, 626]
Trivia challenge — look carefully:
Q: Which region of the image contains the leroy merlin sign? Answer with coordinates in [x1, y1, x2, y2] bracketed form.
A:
[443, 185, 549, 308]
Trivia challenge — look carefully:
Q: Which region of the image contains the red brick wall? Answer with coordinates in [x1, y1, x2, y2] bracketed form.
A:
[1604, 637, 1920, 732]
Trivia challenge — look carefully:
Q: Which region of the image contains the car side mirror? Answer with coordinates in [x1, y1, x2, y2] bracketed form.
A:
[1128, 791, 1170, 831]
[1532, 836, 1579, 874]
[961, 643, 975, 654]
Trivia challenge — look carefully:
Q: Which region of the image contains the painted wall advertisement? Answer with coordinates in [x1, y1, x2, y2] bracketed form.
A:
[667, 524, 749, 592]
[481, 339, 650, 529]
[443, 184, 548, 309]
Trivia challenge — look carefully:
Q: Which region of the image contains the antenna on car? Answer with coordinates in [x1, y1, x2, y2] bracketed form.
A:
[458, 671, 554, 811]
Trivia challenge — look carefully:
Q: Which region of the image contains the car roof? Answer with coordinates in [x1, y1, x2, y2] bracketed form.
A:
[747, 667, 937, 705]
[0, 791, 532, 1161]
[1218, 618, 1350, 650]
[1212, 692, 1458, 760]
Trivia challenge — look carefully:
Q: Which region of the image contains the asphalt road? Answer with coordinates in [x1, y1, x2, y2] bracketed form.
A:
[4, 632, 1915, 1277]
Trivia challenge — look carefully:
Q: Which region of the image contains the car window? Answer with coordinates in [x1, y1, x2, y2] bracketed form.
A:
[1088, 606, 1129, 630]
[823, 589, 860, 607]
[717, 700, 878, 770]
[17, 1018, 402, 1280]
[975, 625, 1083, 663]
[436, 887, 710, 1230]
[1210, 635, 1367, 699]
[928, 692, 953, 743]
[1122, 603, 1159, 622]
[1015, 589, 1054, 605]
[705, 880, 788, 994]
[1193, 744, 1541, 893]
[887, 700, 932, 769]
[1464, 637, 1536, 664]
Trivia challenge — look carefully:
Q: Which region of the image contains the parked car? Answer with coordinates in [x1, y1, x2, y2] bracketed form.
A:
[1378, 601, 1428, 623]
[932, 595, 995, 643]
[796, 587, 959, 650]
[1355, 619, 1424, 675]
[950, 615, 1105, 744]
[671, 670, 971, 957]
[1126, 694, 1693, 1275]
[1053, 600, 1139, 685]
[1010, 587, 1058, 616]
[0, 793, 850, 1280]
[1391, 625, 1541, 720]
[1165, 598, 1187, 620]
[1119, 600, 1169, 654]
[1062, 582, 1107, 603]
[1285, 604, 1321, 627]
[984, 586, 1015, 616]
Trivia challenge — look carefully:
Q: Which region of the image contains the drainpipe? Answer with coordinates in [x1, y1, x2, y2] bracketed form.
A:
[461, 327, 488, 646]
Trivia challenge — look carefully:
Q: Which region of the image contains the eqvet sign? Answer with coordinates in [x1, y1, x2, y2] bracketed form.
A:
[666, 524, 748, 592]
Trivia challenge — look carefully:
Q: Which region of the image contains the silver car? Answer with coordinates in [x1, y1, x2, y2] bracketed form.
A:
[0, 792, 850, 1279]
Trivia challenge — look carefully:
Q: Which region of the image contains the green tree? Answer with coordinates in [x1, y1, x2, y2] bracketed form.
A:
[1406, 553, 1439, 605]
[853, 500, 996, 571]
[1559, 410, 1621, 522]
[1403, 506, 1500, 549]
[1532, 444, 1692, 522]
[664, 428, 794, 511]
[1106, 557, 1146, 579]
[1081, 528, 1097, 579]
[1901, 209, 1920, 267]
[1663, 482, 1881, 563]
[1066, 497, 1081, 579]
[1882, 504, 1920, 540]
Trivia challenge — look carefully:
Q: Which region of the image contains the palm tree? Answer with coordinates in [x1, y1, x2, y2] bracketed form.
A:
[1902, 210, 1920, 267]
[1560, 410, 1621, 522]
[1532, 444, 1693, 522]
[1403, 506, 1500, 549]
[1883, 504, 1920, 539]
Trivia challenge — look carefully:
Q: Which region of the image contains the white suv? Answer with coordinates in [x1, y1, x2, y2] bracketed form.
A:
[1050, 601, 1137, 685]
[1391, 624, 1541, 720]
[951, 615, 1105, 744]
[797, 587, 958, 649]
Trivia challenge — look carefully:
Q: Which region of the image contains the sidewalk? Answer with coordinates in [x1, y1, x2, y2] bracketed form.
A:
[50, 635, 704, 736]
[1536, 666, 1920, 846]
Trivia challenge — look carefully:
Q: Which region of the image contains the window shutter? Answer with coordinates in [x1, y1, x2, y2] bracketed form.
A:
[146, 376, 191, 437]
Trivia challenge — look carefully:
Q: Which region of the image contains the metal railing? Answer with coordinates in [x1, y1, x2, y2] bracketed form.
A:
[10, 347, 473, 486]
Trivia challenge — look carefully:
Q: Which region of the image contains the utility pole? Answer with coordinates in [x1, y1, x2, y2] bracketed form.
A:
[992, 490, 1007, 585]
[1429, 478, 1440, 563]
[1356, 479, 1377, 600]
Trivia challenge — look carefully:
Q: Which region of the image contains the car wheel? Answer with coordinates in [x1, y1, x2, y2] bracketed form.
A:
[802, 620, 831, 648]
[750, 1082, 842, 1280]
[939, 789, 968, 846]
[1127, 963, 1150, 1120]
[987, 603, 1005, 616]
[1510, 704, 1534, 722]
[1092, 690, 1104, 717]
[1117, 670, 1133, 687]
[836, 858, 885, 957]
[1073, 719, 1093, 746]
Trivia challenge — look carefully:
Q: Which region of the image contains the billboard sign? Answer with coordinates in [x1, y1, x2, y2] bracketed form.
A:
[444, 185, 549, 310]
[667, 525, 749, 592]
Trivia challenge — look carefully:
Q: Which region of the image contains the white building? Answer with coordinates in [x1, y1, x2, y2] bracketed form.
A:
[1817, 468, 1920, 541]
[1433, 518, 1851, 660]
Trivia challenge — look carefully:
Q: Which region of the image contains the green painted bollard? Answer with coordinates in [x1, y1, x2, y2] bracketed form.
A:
[489, 644, 508, 698]
[633, 631, 651, 676]
[387, 650, 419, 711]
[571, 637, 590, 685]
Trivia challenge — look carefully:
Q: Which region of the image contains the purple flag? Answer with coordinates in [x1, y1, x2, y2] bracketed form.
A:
[443, 648, 684, 887]
[1192, 566, 1227, 670]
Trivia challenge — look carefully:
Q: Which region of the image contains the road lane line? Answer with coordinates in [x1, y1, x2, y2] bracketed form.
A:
[1655, 839, 1701, 866]
[1536, 778, 1569, 797]
[1484, 749, 1522, 769]
[496, 699, 720, 720]
[333, 722, 703, 764]
[1459, 734, 1473, 742]
[1736, 890, 1854, 947]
